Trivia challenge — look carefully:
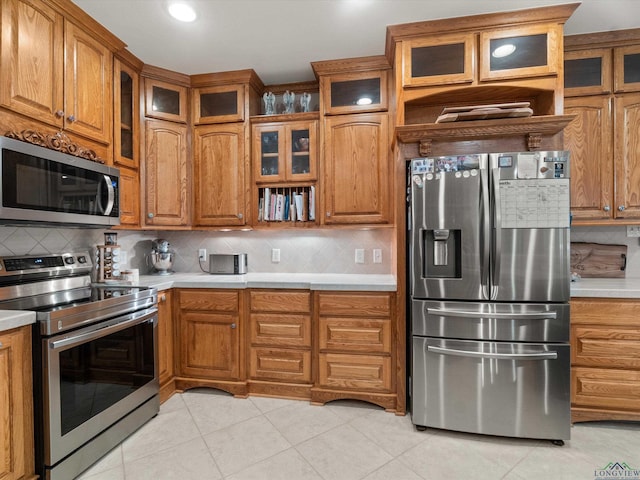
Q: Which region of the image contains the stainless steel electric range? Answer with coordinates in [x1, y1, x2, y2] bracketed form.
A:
[0, 251, 159, 480]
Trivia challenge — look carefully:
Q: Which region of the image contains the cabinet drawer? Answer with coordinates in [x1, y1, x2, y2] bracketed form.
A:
[571, 298, 640, 326]
[318, 293, 391, 316]
[318, 353, 391, 391]
[572, 325, 640, 369]
[250, 291, 310, 313]
[179, 290, 239, 312]
[572, 367, 640, 411]
[250, 347, 311, 383]
[319, 317, 391, 353]
[251, 314, 311, 347]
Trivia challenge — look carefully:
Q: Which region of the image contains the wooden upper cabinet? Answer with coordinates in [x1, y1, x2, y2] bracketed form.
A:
[0, 0, 112, 144]
[193, 84, 245, 124]
[614, 93, 640, 220]
[144, 119, 190, 226]
[564, 48, 613, 97]
[193, 123, 247, 227]
[144, 78, 188, 123]
[64, 21, 112, 144]
[114, 57, 140, 169]
[402, 33, 475, 88]
[564, 96, 613, 222]
[116, 165, 140, 228]
[614, 44, 640, 93]
[321, 71, 388, 115]
[252, 118, 318, 183]
[323, 113, 390, 224]
[0, 0, 63, 125]
[479, 24, 561, 82]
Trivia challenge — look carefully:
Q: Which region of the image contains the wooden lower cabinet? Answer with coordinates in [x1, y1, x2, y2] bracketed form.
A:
[175, 289, 246, 396]
[571, 297, 640, 422]
[0, 326, 37, 480]
[157, 290, 175, 403]
[247, 290, 312, 399]
[162, 287, 401, 412]
[311, 291, 397, 411]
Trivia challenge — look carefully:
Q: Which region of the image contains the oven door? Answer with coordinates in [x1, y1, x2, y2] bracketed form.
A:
[42, 306, 158, 466]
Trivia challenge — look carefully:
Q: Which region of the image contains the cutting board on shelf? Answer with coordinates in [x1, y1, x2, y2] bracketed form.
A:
[570, 242, 627, 278]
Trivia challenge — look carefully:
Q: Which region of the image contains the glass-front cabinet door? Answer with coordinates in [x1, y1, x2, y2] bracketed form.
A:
[614, 45, 640, 93]
[322, 72, 388, 114]
[193, 84, 245, 124]
[253, 120, 317, 183]
[114, 58, 139, 169]
[402, 33, 475, 88]
[564, 48, 612, 96]
[480, 24, 561, 81]
[144, 78, 188, 123]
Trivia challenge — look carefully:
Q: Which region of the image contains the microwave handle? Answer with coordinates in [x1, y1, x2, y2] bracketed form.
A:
[98, 175, 115, 216]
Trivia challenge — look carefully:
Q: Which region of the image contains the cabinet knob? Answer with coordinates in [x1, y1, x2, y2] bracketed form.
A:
[603, 205, 611, 212]
[55, 110, 65, 118]
[237, 213, 243, 219]
[67, 114, 76, 123]
[619, 205, 626, 212]
[159, 294, 166, 302]
[230, 323, 237, 329]
[148, 213, 154, 218]
[326, 212, 331, 217]
[0, 341, 3, 348]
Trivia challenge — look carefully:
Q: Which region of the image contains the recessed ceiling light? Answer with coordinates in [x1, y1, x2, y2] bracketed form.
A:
[168, 3, 197, 22]
[492, 44, 516, 58]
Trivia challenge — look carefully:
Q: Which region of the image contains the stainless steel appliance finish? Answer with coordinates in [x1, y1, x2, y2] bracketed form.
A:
[0, 136, 120, 227]
[202, 253, 248, 275]
[0, 252, 159, 480]
[409, 151, 571, 442]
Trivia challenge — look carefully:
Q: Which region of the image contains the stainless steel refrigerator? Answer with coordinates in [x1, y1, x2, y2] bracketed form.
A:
[409, 151, 571, 442]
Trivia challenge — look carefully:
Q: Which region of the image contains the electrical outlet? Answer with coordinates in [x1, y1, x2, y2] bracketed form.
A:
[373, 249, 382, 264]
[271, 248, 281, 263]
[198, 248, 207, 261]
[355, 248, 365, 264]
[627, 226, 640, 237]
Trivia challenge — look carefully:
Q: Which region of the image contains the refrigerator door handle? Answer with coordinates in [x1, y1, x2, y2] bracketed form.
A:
[427, 345, 558, 361]
[491, 168, 502, 299]
[480, 168, 491, 300]
[426, 307, 557, 320]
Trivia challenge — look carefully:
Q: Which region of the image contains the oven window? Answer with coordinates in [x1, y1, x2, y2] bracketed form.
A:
[2, 148, 119, 217]
[58, 320, 155, 435]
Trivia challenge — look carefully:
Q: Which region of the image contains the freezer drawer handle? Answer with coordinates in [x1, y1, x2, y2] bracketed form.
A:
[427, 345, 557, 360]
[426, 307, 556, 320]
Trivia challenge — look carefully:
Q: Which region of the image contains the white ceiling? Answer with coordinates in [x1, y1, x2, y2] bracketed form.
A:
[72, 0, 640, 85]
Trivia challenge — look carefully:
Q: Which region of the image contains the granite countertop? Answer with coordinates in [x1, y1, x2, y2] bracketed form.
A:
[137, 272, 397, 292]
[0, 310, 36, 333]
[570, 277, 640, 298]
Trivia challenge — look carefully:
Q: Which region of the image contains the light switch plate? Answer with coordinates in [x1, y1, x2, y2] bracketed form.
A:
[271, 248, 281, 263]
[373, 249, 382, 264]
[355, 249, 365, 264]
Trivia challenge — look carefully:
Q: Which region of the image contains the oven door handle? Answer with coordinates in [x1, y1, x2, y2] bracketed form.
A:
[50, 308, 157, 351]
[427, 345, 558, 360]
[426, 307, 557, 320]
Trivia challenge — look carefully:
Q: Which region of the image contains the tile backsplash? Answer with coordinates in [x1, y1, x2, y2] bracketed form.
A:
[0, 227, 394, 275]
[571, 225, 640, 277]
[2, 225, 636, 278]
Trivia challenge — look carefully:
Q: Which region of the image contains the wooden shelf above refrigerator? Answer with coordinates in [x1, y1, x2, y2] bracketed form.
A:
[396, 114, 576, 156]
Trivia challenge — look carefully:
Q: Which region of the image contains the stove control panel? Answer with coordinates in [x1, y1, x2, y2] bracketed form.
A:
[0, 252, 93, 278]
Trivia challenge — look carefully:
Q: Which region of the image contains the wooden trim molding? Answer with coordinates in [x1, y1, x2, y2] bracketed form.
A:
[5, 130, 104, 163]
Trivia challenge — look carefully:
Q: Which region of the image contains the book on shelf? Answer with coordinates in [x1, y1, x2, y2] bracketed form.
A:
[275, 193, 285, 221]
[309, 186, 315, 221]
[302, 190, 308, 221]
[263, 187, 271, 221]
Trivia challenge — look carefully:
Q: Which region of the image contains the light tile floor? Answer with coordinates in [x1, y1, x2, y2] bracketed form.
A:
[78, 389, 640, 480]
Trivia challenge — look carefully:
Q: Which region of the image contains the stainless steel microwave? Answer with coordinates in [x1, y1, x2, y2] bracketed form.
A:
[0, 136, 120, 227]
